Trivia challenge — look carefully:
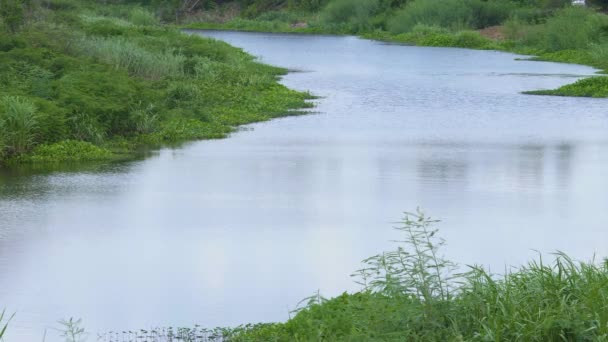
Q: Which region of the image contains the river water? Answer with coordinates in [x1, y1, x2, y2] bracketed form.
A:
[1, 31, 607, 340]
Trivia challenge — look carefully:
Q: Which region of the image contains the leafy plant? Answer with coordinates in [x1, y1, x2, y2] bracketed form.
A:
[0, 95, 39, 155]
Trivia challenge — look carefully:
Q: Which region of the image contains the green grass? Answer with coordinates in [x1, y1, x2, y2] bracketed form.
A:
[0, 1, 314, 166]
[219, 212, 608, 341]
[525, 76, 608, 97]
[12, 140, 114, 163]
[0, 95, 39, 156]
[364, 26, 500, 49]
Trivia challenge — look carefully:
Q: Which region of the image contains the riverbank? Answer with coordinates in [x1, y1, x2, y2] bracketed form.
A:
[90, 213, 608, 341]
[0, 1, 313, 166]
[224, 217, 608, 341]
[185, 2, 608, 99]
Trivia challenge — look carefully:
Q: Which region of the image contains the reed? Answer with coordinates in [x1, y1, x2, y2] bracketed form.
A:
[74, 36, 186, 80]
[0, 95, 39, 155]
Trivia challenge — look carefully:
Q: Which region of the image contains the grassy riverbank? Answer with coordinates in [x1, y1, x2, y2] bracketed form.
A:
[71, 213, 608, 341]
[185, 0, 608, 98]
[210, 213, 608, 341]
[0, 0, 313, 165]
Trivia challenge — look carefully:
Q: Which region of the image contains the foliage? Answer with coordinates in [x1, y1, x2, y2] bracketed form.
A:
[389, 0, 516, 34]
[0, 95, 39, 155]
[0, 0, 26, 32]
[588, 0, 608, 10]
[365, 26, 497, 49]
[320, 0, 379, 33]
[537, 6, 608, 51]
[226, 213, 608, 341]
[14, 140, 113, 163]
[0, 1, 313, 165]
[525, 76, 608, 97]
[128, 7, 159, 26]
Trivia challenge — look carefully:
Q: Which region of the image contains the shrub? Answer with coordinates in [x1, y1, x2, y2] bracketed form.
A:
[55, 69, 146, 135]
[321, 0, 380, 32]
[540, 7, 608, 51]
[389, 0, 473, 33]
[389, 0, 516, 34]
[0, 0, 25, 32]
[0, 96, 39, 155]
[467, 0, 517, 28]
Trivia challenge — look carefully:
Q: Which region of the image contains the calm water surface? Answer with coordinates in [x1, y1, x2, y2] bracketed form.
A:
[1, 31, 608, 340]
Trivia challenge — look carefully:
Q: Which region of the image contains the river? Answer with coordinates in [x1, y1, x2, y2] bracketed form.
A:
[1, 31, 607, 340]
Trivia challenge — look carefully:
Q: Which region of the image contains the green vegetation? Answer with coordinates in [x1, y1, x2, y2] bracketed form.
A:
[0, 0, 313, 165]
[217, 212, 608, 341]
[185, 0, 608, 97]
[8, 212, 603, 341]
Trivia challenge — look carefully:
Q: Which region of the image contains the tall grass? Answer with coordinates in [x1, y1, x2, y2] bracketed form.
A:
[128, 7, 158, 26]
[230, 212, 608, 340]
[320, 0, 379, 32]
[539, 6, 608, 51]
[74, 36, 185, 80]
[388, 0, 514, 34]
[0, 96, 39, 155]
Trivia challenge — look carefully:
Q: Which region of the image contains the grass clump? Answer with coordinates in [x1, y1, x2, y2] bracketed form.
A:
[74, 36, 186, 80]
[0, 95, 39, 156]
[225, 212, 608, 341]
[388, 0, 515, 34]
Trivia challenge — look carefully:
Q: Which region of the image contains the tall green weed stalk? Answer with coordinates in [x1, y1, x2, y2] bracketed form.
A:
[352, 211, 456, 302]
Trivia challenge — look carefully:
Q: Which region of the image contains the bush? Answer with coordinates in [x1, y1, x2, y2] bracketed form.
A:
[0, 0, 25, 32]
[539, 7, 608, 51]
[388, 0, 515, 34]
[0, 96, 39, 155]
[321, 0, 380, 32]
[389, 0, 473, 33]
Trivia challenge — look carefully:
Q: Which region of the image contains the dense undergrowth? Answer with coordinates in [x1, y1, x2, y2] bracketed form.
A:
[185, 0, 608, 98]
[0, 0, 313, 165]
